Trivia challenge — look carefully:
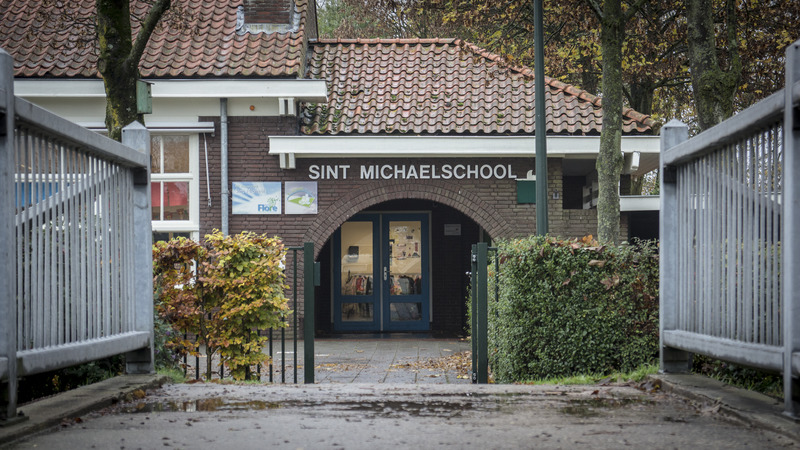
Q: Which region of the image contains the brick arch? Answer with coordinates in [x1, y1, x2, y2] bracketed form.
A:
[303, 180, 513, 258]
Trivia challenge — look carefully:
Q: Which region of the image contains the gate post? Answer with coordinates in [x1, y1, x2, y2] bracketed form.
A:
[476, 243, 489, 383]
[122, 122, 154, 374]
[303, 242, 315, 384]
[783, 39, 800, 417]
[470, 245, 477, 382]
[0, 48, 22, 424]
[659, 119, 691, 374]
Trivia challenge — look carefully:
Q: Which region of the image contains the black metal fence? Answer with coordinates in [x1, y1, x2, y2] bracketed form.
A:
[179, 242, 317, 384]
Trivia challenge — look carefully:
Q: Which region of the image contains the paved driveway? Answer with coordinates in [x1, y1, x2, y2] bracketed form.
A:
[183, 338, 472, 384]
[8, 382, 797, 449]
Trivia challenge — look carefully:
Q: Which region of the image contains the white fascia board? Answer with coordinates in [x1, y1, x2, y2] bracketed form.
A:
[620, 195, 660, 211]
[15, 79, 329, 102]
[268, 135, 660, 158]
[15, 79, 107, 97]
[149, 79, 328, 101]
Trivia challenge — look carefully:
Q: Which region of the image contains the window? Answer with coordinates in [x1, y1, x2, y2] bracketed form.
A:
[150, 135, 199, 241]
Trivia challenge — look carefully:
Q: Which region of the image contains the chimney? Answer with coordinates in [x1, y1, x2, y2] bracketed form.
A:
[243, 0, 291, 25]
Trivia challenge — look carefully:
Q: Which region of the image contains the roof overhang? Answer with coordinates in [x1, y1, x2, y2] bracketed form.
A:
[269, 135, 661, 175]
[14, 79, 329, 102]
[620, 195, 660, 212]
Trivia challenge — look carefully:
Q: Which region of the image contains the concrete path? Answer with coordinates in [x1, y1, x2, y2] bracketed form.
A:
[183, 338, 472, 384]
[5, 382, 798, 449]
[3, 338, 800, 449]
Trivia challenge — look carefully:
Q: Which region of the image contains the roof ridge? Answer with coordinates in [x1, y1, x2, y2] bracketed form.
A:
[311, 38, 457, 45]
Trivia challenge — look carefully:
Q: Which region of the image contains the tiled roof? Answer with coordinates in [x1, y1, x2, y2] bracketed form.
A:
[2, 0, 312, 78]
[301, 39, 655, 136]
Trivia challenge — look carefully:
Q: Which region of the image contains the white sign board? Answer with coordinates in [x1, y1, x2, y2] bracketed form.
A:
[285, 181, 318, 214]
[232, 182, 281, 215]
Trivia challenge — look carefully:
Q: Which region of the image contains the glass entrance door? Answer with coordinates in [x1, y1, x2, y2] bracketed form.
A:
[383, 214, 429, 331]
[334, 215, 380, 331]
[333, 213, 429, 332]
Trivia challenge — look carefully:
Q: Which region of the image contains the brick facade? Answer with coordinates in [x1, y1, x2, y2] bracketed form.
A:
[198, 115, 623, 334]
[243, 0, 291, 24]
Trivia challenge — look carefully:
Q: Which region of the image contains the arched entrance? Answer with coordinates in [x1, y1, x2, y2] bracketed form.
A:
[314, 199, 489, 335]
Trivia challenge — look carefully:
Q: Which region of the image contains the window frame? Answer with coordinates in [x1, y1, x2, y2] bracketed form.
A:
[150, 133, 199, 238]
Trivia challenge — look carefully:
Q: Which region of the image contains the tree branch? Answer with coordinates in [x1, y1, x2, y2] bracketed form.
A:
[584, 0, 604, 20]
[127, 0, 171, 71]
[623, 0, 649, 22]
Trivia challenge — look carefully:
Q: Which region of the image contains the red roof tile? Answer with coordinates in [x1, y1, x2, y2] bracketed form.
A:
[301, 39, 654, 136]
[1, 0, 313, 78]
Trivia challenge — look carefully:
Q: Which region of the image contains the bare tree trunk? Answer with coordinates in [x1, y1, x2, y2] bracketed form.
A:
[595, 0, 625, 243]
[687, 0, 741, 131]
[96, 0, 170, 141]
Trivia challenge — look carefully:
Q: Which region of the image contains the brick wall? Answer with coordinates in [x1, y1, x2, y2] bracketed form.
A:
[243, 0, 291, 24]
[199, 115, 625, 334]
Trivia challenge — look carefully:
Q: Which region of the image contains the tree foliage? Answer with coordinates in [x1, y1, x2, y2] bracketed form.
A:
[319, 0, 800, 129]
[153, 231, 290, 381]
[317, 0, 458, 38]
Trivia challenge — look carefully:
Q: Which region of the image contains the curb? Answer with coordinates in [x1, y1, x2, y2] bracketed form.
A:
[0, 373, 170, 447]
[649, 373, 800, 443]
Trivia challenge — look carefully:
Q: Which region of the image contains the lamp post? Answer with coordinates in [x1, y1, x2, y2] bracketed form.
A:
[534, 0, 548, 235]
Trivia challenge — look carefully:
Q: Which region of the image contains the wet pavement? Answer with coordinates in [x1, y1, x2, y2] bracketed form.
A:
[2, 338, 800, 449]
[7, 383, 797, 449]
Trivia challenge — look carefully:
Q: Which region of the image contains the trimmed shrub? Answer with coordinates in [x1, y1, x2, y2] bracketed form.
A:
[489, 236, 659, 382]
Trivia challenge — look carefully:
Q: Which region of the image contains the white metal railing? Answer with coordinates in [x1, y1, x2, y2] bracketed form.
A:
[1, 48, 154, 423]
[660, 39, 800, 417]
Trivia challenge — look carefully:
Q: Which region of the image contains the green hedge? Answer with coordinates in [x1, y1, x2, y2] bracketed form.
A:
[489, 236, 659, 382]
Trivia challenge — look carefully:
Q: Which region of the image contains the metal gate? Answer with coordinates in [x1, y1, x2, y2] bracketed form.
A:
[470, 242, 498, 384]
[180, 242, 318, 384]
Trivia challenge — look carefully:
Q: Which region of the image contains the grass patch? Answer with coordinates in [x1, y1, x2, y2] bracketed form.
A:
[694, 356, 782, 399]
[157, 367, 188, 384]
[521, 363, 658, 385]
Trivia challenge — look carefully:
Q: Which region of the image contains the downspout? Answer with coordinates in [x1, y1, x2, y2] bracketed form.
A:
[220, 98, 229, 235]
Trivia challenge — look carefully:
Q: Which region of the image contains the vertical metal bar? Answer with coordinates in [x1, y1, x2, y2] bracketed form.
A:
[476, 242, 489, 384]
[0, 48, 22, 423]
[183, 333, 188, 378]
[79, 151, 88, 342]
[772, 125, 781, 346]
[21, 129, 31, 351]
[470, 244, 477, 382]
[659, 120, 691, 373]
[533, 0, 548, 234]
[743, 138, 756, 342]
[293, 247, 298, 384]
[269, 328, 273, 383]
[101, 160, 111, 339]
[15, 124, 25, 352]
[303, 242, 315, 384]
[783, 39, 800, 417]
[33, 132, 43, 348]
[65, 145, 74, 343]
[726, 143, 735, 340]
[758, 131, 767, 344]
[281, 325, 285, 383]
[51, 141, 60, 345]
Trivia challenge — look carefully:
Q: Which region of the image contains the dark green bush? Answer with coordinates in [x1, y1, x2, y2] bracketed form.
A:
[488, 236, 659, 382]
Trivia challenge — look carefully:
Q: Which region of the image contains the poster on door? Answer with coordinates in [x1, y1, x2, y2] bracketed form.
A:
[231, 182, 281, 214]
[285, 181, 318, 214]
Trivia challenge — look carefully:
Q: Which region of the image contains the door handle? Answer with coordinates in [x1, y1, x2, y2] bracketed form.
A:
[384, 266, 388, 281]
